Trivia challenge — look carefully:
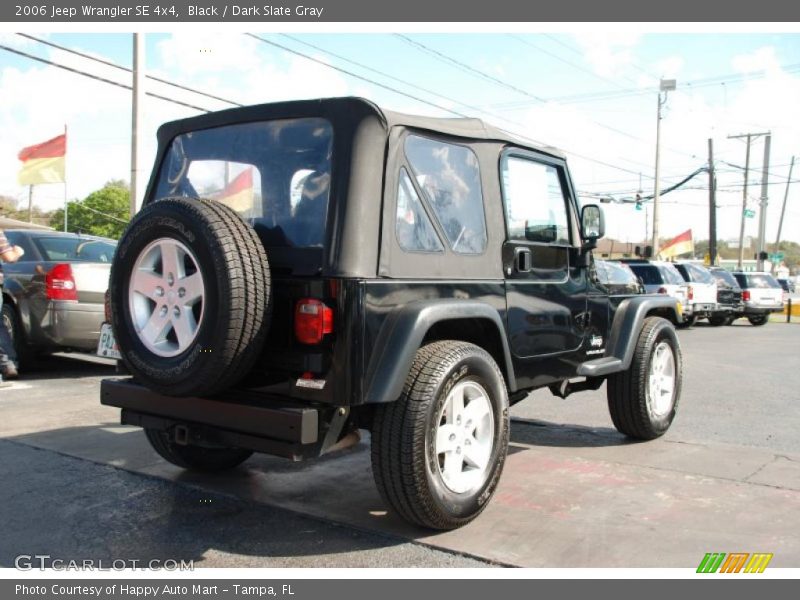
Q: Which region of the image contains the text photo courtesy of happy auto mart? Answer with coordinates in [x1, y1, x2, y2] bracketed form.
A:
[0, 26, 799, 575]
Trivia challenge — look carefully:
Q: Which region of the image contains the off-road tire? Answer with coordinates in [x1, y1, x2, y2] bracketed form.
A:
[371, 341, 509, 530]
[748, 315, 769, 326]
[145, 428, 252, 472]
[607, 317, 682, 440]
[110, 197, 271, 396]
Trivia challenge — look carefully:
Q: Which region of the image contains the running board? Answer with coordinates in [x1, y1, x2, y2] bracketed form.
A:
[576, 357, 624, 377]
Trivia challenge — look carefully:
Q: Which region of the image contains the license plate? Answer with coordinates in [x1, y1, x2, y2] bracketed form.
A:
[97, 323, 121, 360]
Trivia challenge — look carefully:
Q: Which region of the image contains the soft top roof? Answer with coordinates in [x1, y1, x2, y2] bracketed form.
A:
[156, 96, 565, 160]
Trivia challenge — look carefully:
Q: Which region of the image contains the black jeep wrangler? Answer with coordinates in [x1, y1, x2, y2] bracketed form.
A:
[101, 97, 683, 530]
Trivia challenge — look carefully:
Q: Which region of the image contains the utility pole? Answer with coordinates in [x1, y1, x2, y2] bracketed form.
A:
[651, 79, 676, 258]
[728, 131, 768, 269]
[756, 134, 771, 271]
[27, 185, 33, 223]
[130, 33, 145, 217]
[708, 138, 717, 265]
[772, 156, 795, 274]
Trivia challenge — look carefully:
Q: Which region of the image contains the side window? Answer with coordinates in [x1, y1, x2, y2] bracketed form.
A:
[501, 156, 570, 245]
[395, 168, 444, 253]
[404, 135, 487, 255]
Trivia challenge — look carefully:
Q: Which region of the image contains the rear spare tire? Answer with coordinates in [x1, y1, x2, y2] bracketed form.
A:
[110, 197, 271, 396]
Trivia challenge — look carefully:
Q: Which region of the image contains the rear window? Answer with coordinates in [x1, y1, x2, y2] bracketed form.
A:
[741, 273, 781, 289]
[597, 261, 637, 285]
[628, 264, 662, 285]
[154, 118, 333, 248]
[660, 263, 687, 285]
[710, 269, 739, 289]
[34, 237, 116, 262]
[676, 263, 715, 284]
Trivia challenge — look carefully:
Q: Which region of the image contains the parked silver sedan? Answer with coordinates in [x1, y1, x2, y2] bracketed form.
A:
[0, 230, 115, 364]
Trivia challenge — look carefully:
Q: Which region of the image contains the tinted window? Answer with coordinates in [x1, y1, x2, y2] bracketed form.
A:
[501, 156, 570, 245]
[679, 263, 715, 284]
[395, 168, 444, 253]
[598, 261, 637, 285]
[34, 237, 116, 262]
[3, 231, 37, 260]
[404, 135, 487, 254]
[154, 118, 333, 248]
[710, 269, 739, 290]
[660, 264, 687, 285]
[628, 264, 662, 285]
[744, 274, 781, 289]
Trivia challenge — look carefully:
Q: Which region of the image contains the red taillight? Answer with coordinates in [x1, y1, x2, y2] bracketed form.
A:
[657, 287, 667, 294]
[294, 298, 333, 345]
[742, 290, 751, 301]
[687, 286, 694, 301]
[46, 263, 78, 301]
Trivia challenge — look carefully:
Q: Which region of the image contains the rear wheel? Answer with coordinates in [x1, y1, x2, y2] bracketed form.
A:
[145, 428, 252, 472]
[677, 315, 696, 329]
[1, 303, 34, 368]
[747, 314, 769, 326]
[607, 317, 682, 440]
[371, 341, 509, 530]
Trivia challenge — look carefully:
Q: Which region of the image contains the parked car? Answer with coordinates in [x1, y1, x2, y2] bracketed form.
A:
[707, 267, 744, 326]
[594, 259, 645, 296]
[100, 97, 683, 530]
[731, 271, 784, 326]
[672, 262, 720, 326]
[619, 259, 691, 325]
[0, 230, 116, 364]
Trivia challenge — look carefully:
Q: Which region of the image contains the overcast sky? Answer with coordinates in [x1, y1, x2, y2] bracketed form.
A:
[1, 31, 798, 244]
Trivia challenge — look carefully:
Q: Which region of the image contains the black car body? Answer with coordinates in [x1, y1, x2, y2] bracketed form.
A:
[100, 97, 684, 529]
[708, 267, 744, 325]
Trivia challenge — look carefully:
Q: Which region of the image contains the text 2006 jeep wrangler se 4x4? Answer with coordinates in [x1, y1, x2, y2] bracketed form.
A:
[101, 97, 683, 530]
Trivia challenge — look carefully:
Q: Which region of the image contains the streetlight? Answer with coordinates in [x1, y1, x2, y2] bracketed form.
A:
[651, 78, 676, 258]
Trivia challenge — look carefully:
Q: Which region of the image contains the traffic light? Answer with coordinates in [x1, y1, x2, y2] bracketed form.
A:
[635, 193, 642, 211]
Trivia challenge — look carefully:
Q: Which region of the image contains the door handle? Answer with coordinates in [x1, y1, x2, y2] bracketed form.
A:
[515, 247, 532, 273]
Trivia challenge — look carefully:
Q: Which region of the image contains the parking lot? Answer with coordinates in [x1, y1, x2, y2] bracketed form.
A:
[1, 320, 799, 568]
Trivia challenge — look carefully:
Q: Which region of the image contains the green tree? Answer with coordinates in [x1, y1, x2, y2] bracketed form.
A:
[50, 181, 130, 239]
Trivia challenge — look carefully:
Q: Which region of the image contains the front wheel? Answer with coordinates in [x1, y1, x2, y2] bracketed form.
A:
[371, 341, 509, 530]
[145, 428, 252, 472]
[607, 317, 682, 440]
[748, 315, 769, 326]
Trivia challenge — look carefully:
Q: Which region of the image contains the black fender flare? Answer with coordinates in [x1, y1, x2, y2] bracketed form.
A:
[578, 295, 681, 377]
[364, 300, 516, 404]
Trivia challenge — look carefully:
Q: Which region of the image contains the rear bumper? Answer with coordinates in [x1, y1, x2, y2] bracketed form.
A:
[101, 378, 324, 460]
[741, 303, 784, 315]
[30, 300, 104, 351]
[688, 302, 717, 316]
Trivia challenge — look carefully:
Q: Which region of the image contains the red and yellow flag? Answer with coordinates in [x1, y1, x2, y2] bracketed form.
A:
[216, 168, 254, 213]
[659, 229, 694, 259]
[18, 133, 66, 185]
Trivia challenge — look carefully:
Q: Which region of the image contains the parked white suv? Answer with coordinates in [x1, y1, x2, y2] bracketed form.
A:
[673, 262, 720, 326]
[622, 260, 691, 325]
[732, 272, 784, 326]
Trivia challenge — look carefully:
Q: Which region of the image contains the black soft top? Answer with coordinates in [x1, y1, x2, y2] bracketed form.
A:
[155, 96, 564, 159]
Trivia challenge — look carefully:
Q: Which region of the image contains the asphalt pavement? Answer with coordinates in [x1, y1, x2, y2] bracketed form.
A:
[1, 320, 799, 567]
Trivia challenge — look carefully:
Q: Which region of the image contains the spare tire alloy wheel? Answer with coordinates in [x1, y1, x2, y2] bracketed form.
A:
[129, 238, 205, 357]
[111, 197, 271, 397]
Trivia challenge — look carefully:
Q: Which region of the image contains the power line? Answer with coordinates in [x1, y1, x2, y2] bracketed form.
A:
[0, 44, 212, 112]
[17, 33, 244, 108]
[245, 33, 471, 118]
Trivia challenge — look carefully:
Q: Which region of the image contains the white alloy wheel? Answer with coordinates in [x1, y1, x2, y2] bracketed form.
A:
[128, 237, 205, 357]
[647, 341, 676, 417]
[435, 380, 495, 494]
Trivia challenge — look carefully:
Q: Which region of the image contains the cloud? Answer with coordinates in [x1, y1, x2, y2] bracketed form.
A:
[571, 32, 642, 78]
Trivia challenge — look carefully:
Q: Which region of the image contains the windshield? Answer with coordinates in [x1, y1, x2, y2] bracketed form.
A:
[154, 118, 333, 248]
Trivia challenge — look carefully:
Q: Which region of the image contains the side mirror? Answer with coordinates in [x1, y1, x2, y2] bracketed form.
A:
[581, 204, 605, 245]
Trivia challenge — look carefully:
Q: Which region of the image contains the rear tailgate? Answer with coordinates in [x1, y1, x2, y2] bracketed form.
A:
[689, 282, 717, 305]
[749, 286, 783, 307]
